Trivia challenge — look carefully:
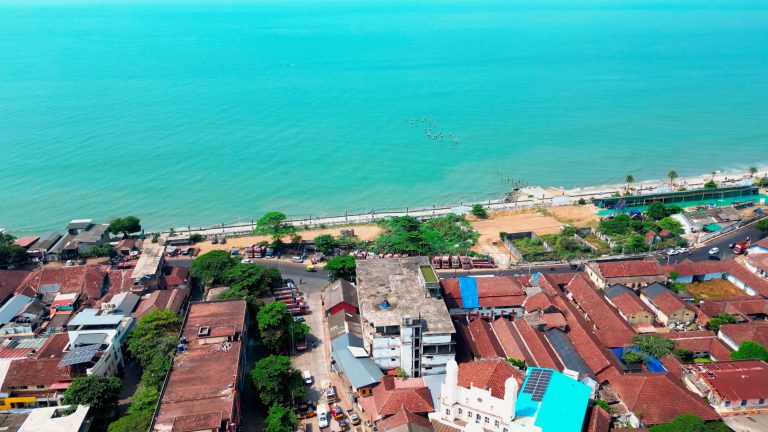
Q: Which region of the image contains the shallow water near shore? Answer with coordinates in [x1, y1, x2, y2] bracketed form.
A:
[2, 0, 767, 233]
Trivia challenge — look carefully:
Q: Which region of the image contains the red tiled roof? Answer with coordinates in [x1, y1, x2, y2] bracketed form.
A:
[595, 330, 635, 348]
[659, 354, 684, 378]
[134, 288, 188, 319]
[541, 312, 567, 329]
[746, 253, 768, 273]
[605, 288, 652, 317]
[162, 266, 189, 288]
[698, 297, 768, 320]
[0, 270, 31, 305]
[719, 322, 768, 347]
[490, 319, 531, 363]
[522, 291, 558, 313]
[34, 333, 71, 360]
[465, 319, 505, 359]
[586, 406, 611, 432]
[441, 277, 525, 309]
[605, 371, 719, 425]
[17, 266, 107, 301]
[683, 360, 768, 401]
[13, 237, 39, 248]
[456, 359, 524, 399]
[370, 376, 434, 418]
[565, 274, 634, 332]
[513, 318, 563, 370]
[377, 406, 432, 432]
[647, 291, 691, 316]
[106, 269, 133, 292]
[597, 260, 663, 278]
[1, 357, 72, 391]
[552, 295, 617, 376]
[664, 331, 732, 361]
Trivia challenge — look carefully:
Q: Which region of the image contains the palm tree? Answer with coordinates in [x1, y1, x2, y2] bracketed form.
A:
[625, 175, 634, 193]
[749, 166, 758, 178]
[667, 170, 678, 185]
[711, 171, 716, 179]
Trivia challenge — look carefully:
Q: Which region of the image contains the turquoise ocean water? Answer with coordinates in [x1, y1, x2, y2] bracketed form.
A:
[2, 0, 767, 233]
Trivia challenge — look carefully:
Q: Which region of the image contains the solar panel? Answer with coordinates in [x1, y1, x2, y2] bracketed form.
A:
[522, 369, 553, 402]
[58, 344, 100, 367]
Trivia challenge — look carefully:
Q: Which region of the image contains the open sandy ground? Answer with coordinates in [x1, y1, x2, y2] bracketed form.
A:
[195, 225, 384, 254]
[545, 204, 600, 227]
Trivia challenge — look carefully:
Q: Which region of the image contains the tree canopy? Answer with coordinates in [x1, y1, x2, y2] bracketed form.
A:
[265, 404, 299, 432]
[257, 302, 294, 353]
[314, 234, 339, 255]
[189, 250, 236, 286]
[108, 216, 142, 236]
[0, 234, 26, 266]
[250, 355, 306, 406]
[254, 212, 297, 242]
[126, 309, 182, 368]
[107, 410, 154, 432]
[731, 341, 768, 361]
[325, 255, 357, 282]
[632, 334, 675, 359]
[705, 313, 737, 333]
[373, 214, 478, 255]
[656, 217, 683, 234]
[649, 414, 728, 432]
[471, 204, 488, 219]
[62, 375, 122, 416]
[703, 180, 718, 190]
[756, 218, 768, 234]
[224, 263, 282, 297]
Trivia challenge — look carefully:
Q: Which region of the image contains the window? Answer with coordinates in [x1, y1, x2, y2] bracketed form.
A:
[445, 409, 451, 416]
[494, 420, 500, 428]
[725, 401, 731, 407]
[760, 399, 766, 405]
[503, 428, 509, 432]
[458, 408, 463, 415]
[467, 411, 472, 419]
[485, 417, 490, 424]
[741, 400, 748, 406]
[476, 414, 481, 424]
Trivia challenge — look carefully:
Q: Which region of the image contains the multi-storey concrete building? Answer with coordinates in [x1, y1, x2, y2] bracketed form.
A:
[356, 257, 455, 377]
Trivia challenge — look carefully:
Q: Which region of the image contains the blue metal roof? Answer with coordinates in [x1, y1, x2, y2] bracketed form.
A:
[0, 295, 34, 324]
[458, 277, 479, 309]
[68, 309, 125, 327]
[331, 334, 383, 389]
[515, 367, 591, 432]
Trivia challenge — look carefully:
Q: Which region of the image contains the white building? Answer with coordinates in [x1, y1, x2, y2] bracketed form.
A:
[64, 303, 136, 376]
[356, 258, 455, 377]
[18, 405, 91, 432]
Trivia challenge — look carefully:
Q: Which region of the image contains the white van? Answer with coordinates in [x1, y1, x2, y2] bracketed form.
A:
[303, 370, 313, 385]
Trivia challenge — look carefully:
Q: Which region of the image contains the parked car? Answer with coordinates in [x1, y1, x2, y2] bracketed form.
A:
[666, 248, 678, 256]
[709, 255, 721, 261]
[303, 370, 313, 385]
[348, 412, 361, 426]
[708, 247, 720, 255]
[211, 237, 219, 244]
[66, 260, 74, 267]
[241, 258, 253, 264]
[292, 255, 304, 263]
[293, 316, 305, 323]
[219, 237, 227, 244]
[296, 336, 307, 351]
[285, 279, 296, 288]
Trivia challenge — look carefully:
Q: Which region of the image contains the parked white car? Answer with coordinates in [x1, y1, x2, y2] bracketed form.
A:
[708, 247, 720, 255]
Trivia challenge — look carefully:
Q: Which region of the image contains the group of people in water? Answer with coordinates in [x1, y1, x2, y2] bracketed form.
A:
[405, 117, 460, 148]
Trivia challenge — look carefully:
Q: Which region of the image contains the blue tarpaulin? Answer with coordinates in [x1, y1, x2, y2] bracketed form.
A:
[458, 277, 480, 309]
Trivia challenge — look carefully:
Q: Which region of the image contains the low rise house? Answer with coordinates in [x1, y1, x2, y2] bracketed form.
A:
[0, 295, 47, 338]
[53, 220, 110, 260]
[698, 297, 768, 322]
[435, 360, 589, 432]
[585, 260, 665, 289]
[665, 259, 768, 297]
[324, 279, 359, 316]
[65, 306, 135, 372]
[359, 375, 434, 422]
[152, 300, 249, 432]
[603, 284, 654, 326]
[115, 238, 141, 256]
[682, 360, 768, 414]
[16, 266, 110, 305]
[718, 322, 768, 351]
[441, 277, 526, 319]
[331, 333, 383, 397]
[563, 274, 635, 333]
[664, 331, 732, 361]
[0, 271, 30, 306]
[130, 244, 165, 290]
[26, 233, 63, 263]
[133, 288, 188, 319]
[454, 318, 505, 360]
[17, 405, 90, 432]
[491, 317, 563, 371]
[639, 283, 695, 326]
[357, 258, 455, 377]
[378, 406, 433, 432]
[744, 253, 768, 279]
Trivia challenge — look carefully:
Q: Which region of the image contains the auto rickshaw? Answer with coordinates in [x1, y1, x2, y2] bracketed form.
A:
[306, 264, 317, 272]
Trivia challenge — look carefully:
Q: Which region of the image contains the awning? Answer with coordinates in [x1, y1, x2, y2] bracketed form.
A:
[703, 223, 723, 232]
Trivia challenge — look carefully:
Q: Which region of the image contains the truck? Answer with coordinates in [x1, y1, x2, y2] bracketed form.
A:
[461, 256, 472, 269]
[733, 240, 751, 255]
[286, 303, 308, 315]
[320, 379, 338, 402]
[441, 255, 450, 269]
[432, 255, 441, 268]
[451, 255, 461, 269]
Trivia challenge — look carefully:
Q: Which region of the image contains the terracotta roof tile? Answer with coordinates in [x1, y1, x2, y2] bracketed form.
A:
[552, 295, 617, 376]
[489, 319, 531, 363]
[512, 318, 563, 370]
[664, 331, 732, 361]
[604, 285, 653, 317]
[1, 357, 72, 391]
[607, 372, 719, 425]
[522, 291, 558, 313]
[597, 260, 663, 278]
[134, 288, 188, 319]
[565, 274, 634, 332]
[586, 406, 611, 432]
[441, 277, 525, 309]
[465, 319, 505, 359]
[682, 360, 768, 401]
[456, 359, 524, 399]
[370, 376, 434, 418]
[377, 406, 432, 432]
[0, 270, 31, 305]
[17, 266, 107, 301]
[666, 259, 768, 296]
[34, 333, 70, 359]
[719, 322, 768, 347]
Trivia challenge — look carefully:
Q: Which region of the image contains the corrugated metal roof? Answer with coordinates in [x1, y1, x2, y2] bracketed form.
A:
[67, 309, 125, 327]
[331, 333, 383, 389]
[0, 295, 33, 324]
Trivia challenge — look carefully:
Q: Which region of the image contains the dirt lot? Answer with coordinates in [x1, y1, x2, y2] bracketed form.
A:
[196, 224, 383, 254]
[545, 204, 600, 227]
[686, 279, 747, 299]
[468, 209, 563, 263]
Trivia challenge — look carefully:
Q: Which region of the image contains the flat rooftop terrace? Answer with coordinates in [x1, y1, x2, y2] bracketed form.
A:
[356, 257, 454, 335]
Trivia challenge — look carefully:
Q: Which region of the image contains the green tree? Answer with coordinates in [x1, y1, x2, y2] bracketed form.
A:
[0, 243, 27, 266]
[595, 399, 612, 414]
[625, 175, 634, 192]
[189, 250, 236, 286]
[731, 341, 768, 361]
[506, 357, 525, 369]
[674, 348, 694, 362]
[625, 233, 648, 253]
[62, 375, 122, 416]
[257, 302, 293, 353]
[749, 166, 758, 177]
[645, 202, 668, 221]
[189, 233, 204, 243]
[471, 203, 488, 219]
[223, 264, 281, 297]
[705, 313, 737, 333]
[756, 218, 768, 235]
[632, 334, 675, 359]
[126, 309, 182, 368]
[667, 170, 678, 185]
[108, 216, 142, 236]
[250, 355, 306, 406]
[291, 321, 311, 342]
[265, 404, 299, 432]
[656, 217, 683, 234]
[622, 349, 645, 364]
[142, 353, 172, 390]
[254, 212, 297, 242]
[127, 386, 160, 414]
[108, 411, 154, 432]
[314, 234, 339, 255]
[649, 414, 728, 432]
[325, 255, 357, 281]
[703, 180, 718, 190]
